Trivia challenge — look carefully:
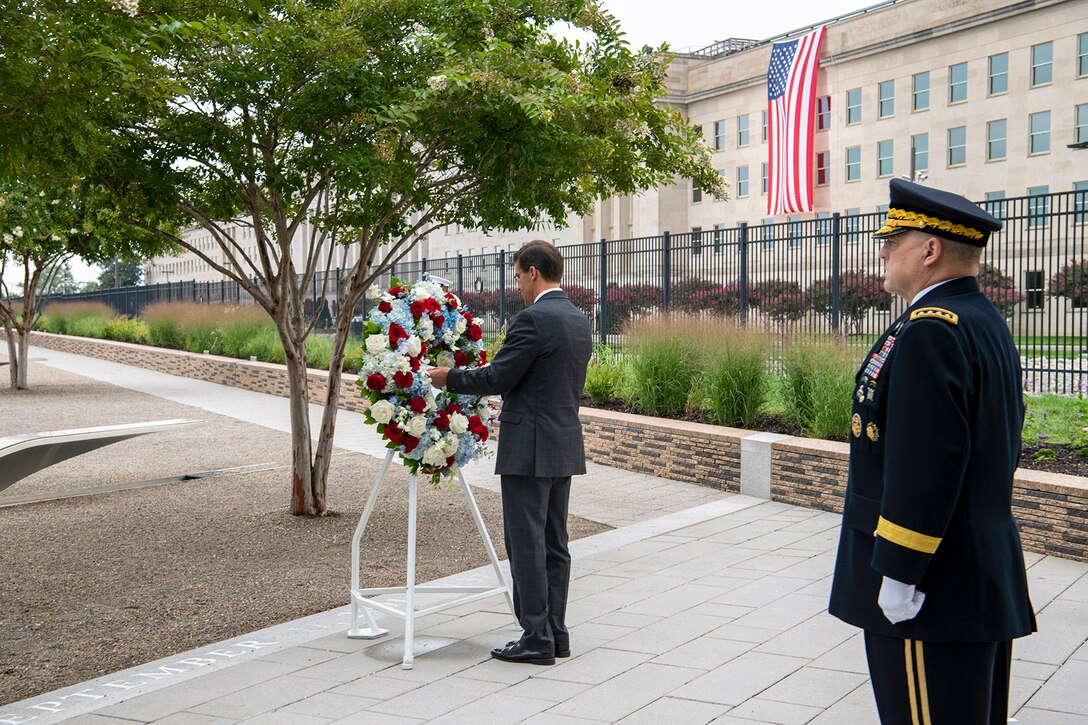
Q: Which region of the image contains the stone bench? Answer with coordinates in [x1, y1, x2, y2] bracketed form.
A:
[0, 419, 203, 493]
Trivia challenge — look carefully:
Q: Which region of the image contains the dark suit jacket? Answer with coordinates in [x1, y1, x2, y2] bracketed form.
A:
[829, 276, 1036, 642]
[447, 289, 593, 478]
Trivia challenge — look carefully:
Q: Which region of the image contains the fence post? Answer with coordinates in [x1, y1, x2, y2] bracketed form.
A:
[498, 248, 507, 330]
[598, 237, 608, 346]
[831, 212, 842, 334]
[456, 254, 464, 296]
[661, 231, 671, 310]
[738, 222, 749, 322]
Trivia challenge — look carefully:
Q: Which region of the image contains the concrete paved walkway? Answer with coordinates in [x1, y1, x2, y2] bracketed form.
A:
[3, 347, 1087, 724]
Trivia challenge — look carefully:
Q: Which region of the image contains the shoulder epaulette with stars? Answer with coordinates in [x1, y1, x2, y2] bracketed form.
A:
[909, 307, 958, 325]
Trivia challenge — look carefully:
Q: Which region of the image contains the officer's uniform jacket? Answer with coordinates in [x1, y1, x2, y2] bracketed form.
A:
[828, 276, 1036, 642]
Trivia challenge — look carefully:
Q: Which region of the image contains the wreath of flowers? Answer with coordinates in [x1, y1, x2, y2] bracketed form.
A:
[358, 277, 497, 484]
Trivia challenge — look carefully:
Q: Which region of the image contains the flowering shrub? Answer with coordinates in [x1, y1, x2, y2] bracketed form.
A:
[603, 283, 663, 332]
[671, 278, 721, 313]
[689, 283, 743, 316]
[358, 278, 497, 483]
[978, 263, 1024, 317]
[757, 281, 806, 324]
[1049, 259, 1088, 308]
[563, 283, 599, 319]
[807, 271, 890, 332]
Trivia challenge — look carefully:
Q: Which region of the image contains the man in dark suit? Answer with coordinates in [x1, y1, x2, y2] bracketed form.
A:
[428, 240, 592, 665]
[829, 178, 1036, 724]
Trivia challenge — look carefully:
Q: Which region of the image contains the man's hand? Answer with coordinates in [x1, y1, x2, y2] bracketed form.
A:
[878, 576, 926, 624]
[428, 367, 450, 389]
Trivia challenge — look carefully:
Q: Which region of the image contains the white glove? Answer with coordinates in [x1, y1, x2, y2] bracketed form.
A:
[878, 576, 926, 624]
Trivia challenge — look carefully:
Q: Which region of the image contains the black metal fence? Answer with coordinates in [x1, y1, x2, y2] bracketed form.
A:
[26, 189, 1088, 393]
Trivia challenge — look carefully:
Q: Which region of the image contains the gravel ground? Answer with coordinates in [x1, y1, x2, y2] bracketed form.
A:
[0, 366, 610, 705]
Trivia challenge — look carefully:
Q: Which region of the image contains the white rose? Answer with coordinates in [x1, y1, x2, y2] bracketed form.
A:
[365, 334, 387, 354]
[369, 399, 394, 424]
[448, 413, 468, 434]
[400, 336, 422, 358]
[436, 351, 455, 369]
[412, 287, 431, 301]
[443, 434, 459, 455]
[406, 415, 427, 437]
[419, 318, 434, 340]
[454, 318, 467, 334]
[422, 444, 447, 466]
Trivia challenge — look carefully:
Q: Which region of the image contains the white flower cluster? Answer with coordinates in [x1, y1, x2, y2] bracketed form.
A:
[107, 0, 139, 16]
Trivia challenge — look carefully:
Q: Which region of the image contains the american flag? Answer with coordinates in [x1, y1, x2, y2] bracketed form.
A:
[767, 26, 826, 216]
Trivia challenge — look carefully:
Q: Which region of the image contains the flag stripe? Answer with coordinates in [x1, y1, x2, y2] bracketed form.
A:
[767, 26, 826, 216]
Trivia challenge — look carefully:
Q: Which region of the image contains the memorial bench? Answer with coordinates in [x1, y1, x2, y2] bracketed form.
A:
[0, 419, 203, 494]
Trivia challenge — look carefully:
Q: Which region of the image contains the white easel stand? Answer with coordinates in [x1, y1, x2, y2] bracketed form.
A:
[348, 450, 516, 669]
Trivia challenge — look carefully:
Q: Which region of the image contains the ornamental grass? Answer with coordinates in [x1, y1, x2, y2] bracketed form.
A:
[778, 336, 857, 440]
[696, 324, 772, 428]
[37, 301, 114, 337]
[625, 314, 704, 417]
[584, 342, 627, 404]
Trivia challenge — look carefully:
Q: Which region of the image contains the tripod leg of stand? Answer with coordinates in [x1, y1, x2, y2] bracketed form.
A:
[348, 451, 393, 639]
[456, 468, 516, 622]
[402, 473, 418, 670]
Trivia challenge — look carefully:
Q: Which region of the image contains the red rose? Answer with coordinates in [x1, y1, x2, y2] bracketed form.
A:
[410, 300, 426, 318]
[388, 285, 404, 297]
[433, 412, 450, 430]
[446, 455, 455, 467]
[453, 351, 470, 367]
[430, 313, 444, 328]
[446, 404, 462, 414]
[419, 342, 428, 356]
[468, 414, 489, 441]
[377, 300, 392, 314]
[465, 324, 482, 342]
[366, 373, 386, 391]
[408, 356, 421, 371]
[402, 435, 419, 453]
[464, 312, 474, 324]
[445, 293, 459, 308]
[384, 424, 403, 443]
[479, 350, 488, 364]
[388, 323, 408, 346]
[409, 396, 426, 413]
[394, 371, 414, 388]
[425, 298, 441, 313]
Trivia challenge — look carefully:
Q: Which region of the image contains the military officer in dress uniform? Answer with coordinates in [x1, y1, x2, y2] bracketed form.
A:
[829, 178, 1036, 725]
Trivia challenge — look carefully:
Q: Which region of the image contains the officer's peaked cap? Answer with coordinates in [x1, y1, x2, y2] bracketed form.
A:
[875, 178, 1002, 247]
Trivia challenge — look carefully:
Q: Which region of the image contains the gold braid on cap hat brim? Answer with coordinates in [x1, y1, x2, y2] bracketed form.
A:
[875, 208, 985, 241]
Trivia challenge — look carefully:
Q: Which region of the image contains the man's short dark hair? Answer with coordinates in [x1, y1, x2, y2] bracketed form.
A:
[513, 240, 564, 282]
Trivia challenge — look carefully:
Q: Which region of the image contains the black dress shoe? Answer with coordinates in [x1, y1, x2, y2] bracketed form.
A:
[491, 642, 555, 665]
[506, 640, 570, 658]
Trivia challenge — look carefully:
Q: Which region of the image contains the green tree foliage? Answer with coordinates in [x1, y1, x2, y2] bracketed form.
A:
[978, 262, 1024, 318]
[1049, 259, 1088, 307]
[94, 0, 723, 515]
[97, 258, 144, 289]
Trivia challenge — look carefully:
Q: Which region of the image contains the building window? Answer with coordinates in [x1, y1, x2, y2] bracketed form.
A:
[1080, 33, 1088, 77]
[878, 80, 894, 118]
[1074, 181, 1088, 224]
[817, 212, 832, 245]
[846, 88, 862, 124]
[947, 126, 966, 166]
[713, 223, 726, 253]
[846, 146, 861, 181]
[815, 151, 830, 185]
[984, 191, 1005, 216]
[912, 72, 930, 111]
[787, 216, 803, 247]
[736, 165, 750, 197]
[761, 110, 768, 142]
[1029, 111, 1051, 154]
[1025, 270, 1045, 309]
[737, 114, 750, 146]
[816, 96, 831, 130]
[878, 139, 894, 176]
[1028, 186, 1049, 228]
[760, 162, 768, 194]
[761, 218, 775, 246]
[1076, 104, 1088, 145]
[844, 209, 861, 243]
[692, 184, 702, 203]
[911, 133, 928, 173]
[948, 62, 968, 104]
[987, 120, 1007, 161]
[713, 120, 726, 151]
[989, 53, 1008, 95]
[1031, 42, 1053, 87]
[691, 227, 702, 255]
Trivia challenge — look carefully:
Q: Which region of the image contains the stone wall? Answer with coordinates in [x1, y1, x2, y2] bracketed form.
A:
[30, 331, 1088, 562]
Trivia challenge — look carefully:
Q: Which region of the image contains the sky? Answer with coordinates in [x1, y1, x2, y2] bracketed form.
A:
[5, 0, 874, 289]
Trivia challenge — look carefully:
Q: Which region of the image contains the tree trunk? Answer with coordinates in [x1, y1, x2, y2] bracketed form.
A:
[4, 326, 19, 389]
[284, 341, 321, 515]
[311, 310, 355, 504]
[15, 328, 29, 389]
